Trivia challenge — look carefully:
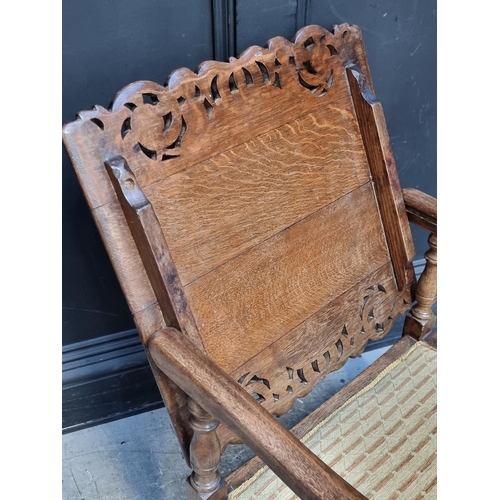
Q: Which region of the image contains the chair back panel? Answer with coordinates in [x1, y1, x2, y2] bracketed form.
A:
[230, 261, 405, 415]
[63, 24, 415, 429]
[184, 182, 390, 374]
[144, 89, 371, 287]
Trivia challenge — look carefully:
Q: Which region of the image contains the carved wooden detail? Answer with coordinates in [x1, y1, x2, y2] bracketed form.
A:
[103, 156, 204, 350]
[411, 233, 437, 323]
[401, 188, 437, 340]
[234, 284, 412, 416]
[186, 398, 227, 500]
[69, 24, 370, 186]
[63, 21, 423, 487]
[404, 232, 437, 340]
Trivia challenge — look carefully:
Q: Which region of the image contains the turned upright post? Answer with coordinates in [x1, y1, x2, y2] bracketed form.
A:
[401, 188, 437, 341]
[186, 398, 227, 500]
[404, 232, 437, 340]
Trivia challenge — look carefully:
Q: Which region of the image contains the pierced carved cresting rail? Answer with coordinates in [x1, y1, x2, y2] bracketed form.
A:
[67, 24, 374, 189]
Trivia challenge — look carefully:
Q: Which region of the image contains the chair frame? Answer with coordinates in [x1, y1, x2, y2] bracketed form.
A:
[63, 23, 437, 500]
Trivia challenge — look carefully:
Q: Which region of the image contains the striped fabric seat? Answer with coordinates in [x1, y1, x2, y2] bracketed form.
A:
[229, 342, 437, 500]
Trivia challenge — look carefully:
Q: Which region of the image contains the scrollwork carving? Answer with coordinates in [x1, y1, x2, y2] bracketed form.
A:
[236, 285, 411, 415]
[293, 31, 339, 96]
[72, 24, 365, 167]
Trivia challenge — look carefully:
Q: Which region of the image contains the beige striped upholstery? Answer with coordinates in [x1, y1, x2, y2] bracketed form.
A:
[229, 342, 437, 499]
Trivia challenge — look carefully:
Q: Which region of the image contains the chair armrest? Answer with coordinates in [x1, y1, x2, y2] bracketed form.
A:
[148, 327, 367, 500]
[402, 188, 437, 233]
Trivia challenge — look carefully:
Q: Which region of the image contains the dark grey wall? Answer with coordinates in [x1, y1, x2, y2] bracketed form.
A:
[62, 0, 436, 430]
[63, 0, 214, 344]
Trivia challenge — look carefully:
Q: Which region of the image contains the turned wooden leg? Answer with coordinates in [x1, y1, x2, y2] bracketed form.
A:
[186, 398, 227, 500]
[403, 232, 437, 340]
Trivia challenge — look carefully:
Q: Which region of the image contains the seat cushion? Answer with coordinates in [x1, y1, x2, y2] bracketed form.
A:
[229, 341, 436, 499]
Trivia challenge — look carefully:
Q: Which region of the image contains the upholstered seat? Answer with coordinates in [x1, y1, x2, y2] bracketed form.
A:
[229, 341, 436, 499]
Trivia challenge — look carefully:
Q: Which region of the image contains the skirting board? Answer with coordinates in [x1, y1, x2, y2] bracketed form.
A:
[62, 259, 427, 433]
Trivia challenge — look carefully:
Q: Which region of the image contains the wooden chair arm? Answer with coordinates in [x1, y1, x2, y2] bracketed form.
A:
[402, 188, 437, 234]
[148, 327, 367, 500]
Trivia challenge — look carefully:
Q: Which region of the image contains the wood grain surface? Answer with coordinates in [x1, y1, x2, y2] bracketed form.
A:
[225, 335, 417, 492]
[145, 92, 371, 286]
[64, 25, 366, 194]
[62, 23, 423, 478]
[185, 183, 391, 374]
[104, 156, 204, 350]
[347, 69, 415, 289]
[402, 188, 437, 234]
[227, 262, 411, 417]
[149, 327, 367, 500]
[401, 188, 437, 340]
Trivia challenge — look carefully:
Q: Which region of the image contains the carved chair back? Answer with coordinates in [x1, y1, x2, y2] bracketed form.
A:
[63, 23, 416, 451]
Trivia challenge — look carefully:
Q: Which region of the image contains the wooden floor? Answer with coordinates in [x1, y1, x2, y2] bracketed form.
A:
[62, 345, 391, 500]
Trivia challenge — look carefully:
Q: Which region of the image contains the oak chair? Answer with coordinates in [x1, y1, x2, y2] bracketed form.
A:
[63, 23, 437, 499]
